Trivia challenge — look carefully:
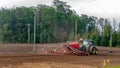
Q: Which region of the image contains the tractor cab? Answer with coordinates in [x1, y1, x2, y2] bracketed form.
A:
[83, 40, 96, 47]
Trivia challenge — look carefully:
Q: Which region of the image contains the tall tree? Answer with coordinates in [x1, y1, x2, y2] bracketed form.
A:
[101, 21, 111, 46]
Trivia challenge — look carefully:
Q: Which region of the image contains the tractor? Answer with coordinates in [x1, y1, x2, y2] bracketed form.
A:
[79, 39, 98, 55]
[48, 39, 98, 56]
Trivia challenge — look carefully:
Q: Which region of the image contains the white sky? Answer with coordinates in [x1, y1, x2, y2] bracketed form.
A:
[0, 0, 120, 19]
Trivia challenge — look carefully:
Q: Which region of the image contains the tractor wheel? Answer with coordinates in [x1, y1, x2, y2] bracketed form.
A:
[90, 46, 98, 55]
[91, 47, 98, 55]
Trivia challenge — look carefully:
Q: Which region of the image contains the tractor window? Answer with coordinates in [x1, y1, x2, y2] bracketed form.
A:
[83, 40, 89, 45]
[89, 42, 93, 45]
[90, 41, 95, 46]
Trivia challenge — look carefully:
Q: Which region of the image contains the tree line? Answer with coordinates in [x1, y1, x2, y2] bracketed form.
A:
[0, 0, 120, 47]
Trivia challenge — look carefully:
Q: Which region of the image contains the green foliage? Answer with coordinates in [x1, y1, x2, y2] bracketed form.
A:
[101, 23, 111, 46]
[112, 31, 117, 47]
[117, 32, 120, 46]
[90, 27, 101, 45]
[0, 0, 120, 46]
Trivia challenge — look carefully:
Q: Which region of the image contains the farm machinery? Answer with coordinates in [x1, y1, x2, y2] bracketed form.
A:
[48, 39, 99, 56]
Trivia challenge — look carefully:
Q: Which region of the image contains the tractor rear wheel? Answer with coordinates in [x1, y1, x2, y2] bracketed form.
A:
[90, 46, 98, 55]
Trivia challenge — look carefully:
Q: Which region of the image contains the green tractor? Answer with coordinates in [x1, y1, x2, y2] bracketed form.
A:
[79, 39, 98, 55]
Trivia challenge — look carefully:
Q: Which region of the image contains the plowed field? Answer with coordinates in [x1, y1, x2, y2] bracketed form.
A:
[0, 44, 119, 68]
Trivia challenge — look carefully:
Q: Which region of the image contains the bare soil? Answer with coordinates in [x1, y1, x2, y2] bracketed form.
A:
[0, 43, 120, 68]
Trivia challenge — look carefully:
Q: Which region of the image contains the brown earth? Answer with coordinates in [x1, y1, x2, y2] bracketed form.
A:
[0, 43, 120, 68]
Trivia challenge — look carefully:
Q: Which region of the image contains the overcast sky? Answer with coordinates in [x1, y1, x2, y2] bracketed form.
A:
[0, 0, 120, 19]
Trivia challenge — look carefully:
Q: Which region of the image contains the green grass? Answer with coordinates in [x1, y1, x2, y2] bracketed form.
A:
[100, 66, 120, 68]
[110, 66, 120, 68]
[101, 59, 120, 68]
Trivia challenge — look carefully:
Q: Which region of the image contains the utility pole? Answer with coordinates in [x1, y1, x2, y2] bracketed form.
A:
[75, 19, 77, 41]
[28, 24, 30, 44]
[109, 31, 112, 53]
[33, 9, 37, 53]
[109, 20, 114, 53]
[19, 23, 22, 36]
